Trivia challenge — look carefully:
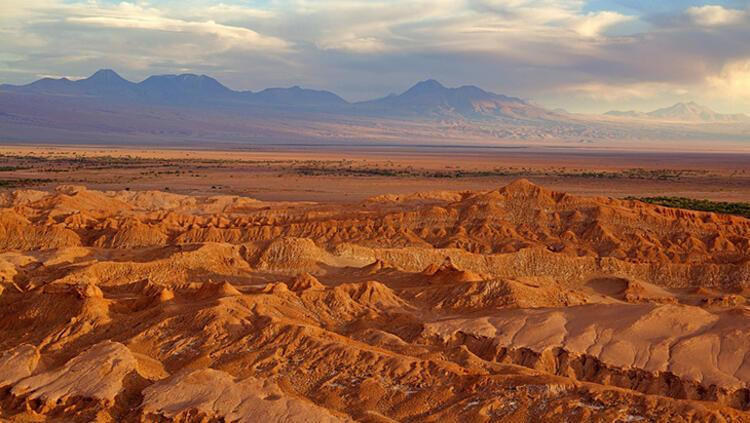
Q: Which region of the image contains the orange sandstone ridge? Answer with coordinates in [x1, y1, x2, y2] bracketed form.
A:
[0, 179, 749, 421]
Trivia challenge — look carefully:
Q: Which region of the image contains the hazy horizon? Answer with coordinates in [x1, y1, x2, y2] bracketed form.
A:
[6, 67, 743, 116]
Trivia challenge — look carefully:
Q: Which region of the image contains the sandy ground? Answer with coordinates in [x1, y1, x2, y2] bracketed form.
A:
[2, 144, 750, 202]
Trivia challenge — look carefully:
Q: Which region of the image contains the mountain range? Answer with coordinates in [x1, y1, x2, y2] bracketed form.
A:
[1, 69, 748, 147]
[0, 69, 559, 120]
[605, 101, 749, 123]
[1, 69, 346, 108]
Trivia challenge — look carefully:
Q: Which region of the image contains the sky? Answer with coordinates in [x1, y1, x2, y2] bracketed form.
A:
[1, 0, 750, 114]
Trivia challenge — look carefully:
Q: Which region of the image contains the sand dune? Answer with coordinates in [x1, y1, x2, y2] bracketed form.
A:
[1, 180, 749, 421]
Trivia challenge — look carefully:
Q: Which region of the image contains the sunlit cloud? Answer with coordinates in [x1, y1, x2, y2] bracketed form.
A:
[685, 4, 746, 26]
[574, 11, 633, 37]
[707, 59, 750, 103]
[63, 2, 288, 50]
[66, 15, 288, 51]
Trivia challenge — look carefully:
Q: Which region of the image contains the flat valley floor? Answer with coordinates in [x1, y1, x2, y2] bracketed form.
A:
[2, 144, 750, 202]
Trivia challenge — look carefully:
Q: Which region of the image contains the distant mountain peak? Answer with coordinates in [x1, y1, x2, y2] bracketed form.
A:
[88, 69, 122, 79]
[420, 79, 443, 86]
[407, 79, 446, 92]
[138, 73, 233, 100]
[649, 101, 732, 122]
[82, 69, 131, 87]
[660, 101, 708, 111]
[354, 79, 541, 120]
[146, 73, 217, 82]
[605, 101, 748, 123]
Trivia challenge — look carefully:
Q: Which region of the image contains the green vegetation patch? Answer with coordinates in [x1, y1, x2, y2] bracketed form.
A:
[0, 178, 53, 188]
[293, 164, 700, 180]
[632, 196, 750, 219]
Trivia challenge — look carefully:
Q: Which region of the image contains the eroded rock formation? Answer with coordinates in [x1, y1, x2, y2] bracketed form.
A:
[1, 180, 749, 421]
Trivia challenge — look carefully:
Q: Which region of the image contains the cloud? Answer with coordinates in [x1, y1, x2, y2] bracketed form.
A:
[317, 37, 389, 53]
[574, 11, 633, 37]
[558, 81, 681, 102]
[65, 15, 288, 51]
[1, 1, 750, 113]
[63, 2, 288, 51]
[685, 5, 746, 26]
[707, 58, 750, 98]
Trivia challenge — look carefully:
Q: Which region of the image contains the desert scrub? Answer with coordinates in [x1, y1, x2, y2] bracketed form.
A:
[632, 196, 750, 219]
[0, 178, 52, 188]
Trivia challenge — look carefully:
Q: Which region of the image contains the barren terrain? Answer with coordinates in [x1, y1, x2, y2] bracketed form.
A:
[1, 163, 750, 421]
[1, 145, 750, 202]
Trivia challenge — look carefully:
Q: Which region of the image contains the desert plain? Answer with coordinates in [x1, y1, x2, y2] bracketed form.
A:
[0, 145, 750, 421]
[1, 144, 750, 202]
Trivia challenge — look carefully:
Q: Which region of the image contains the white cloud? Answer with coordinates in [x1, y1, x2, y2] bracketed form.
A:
[65, 2, 288, 51]
[317, 36, 389, 53]
[199, 3, 276, 20]
[574, 11, 633, 38]
[685, 5, 745, 26]
[68, 15, 287, 50]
